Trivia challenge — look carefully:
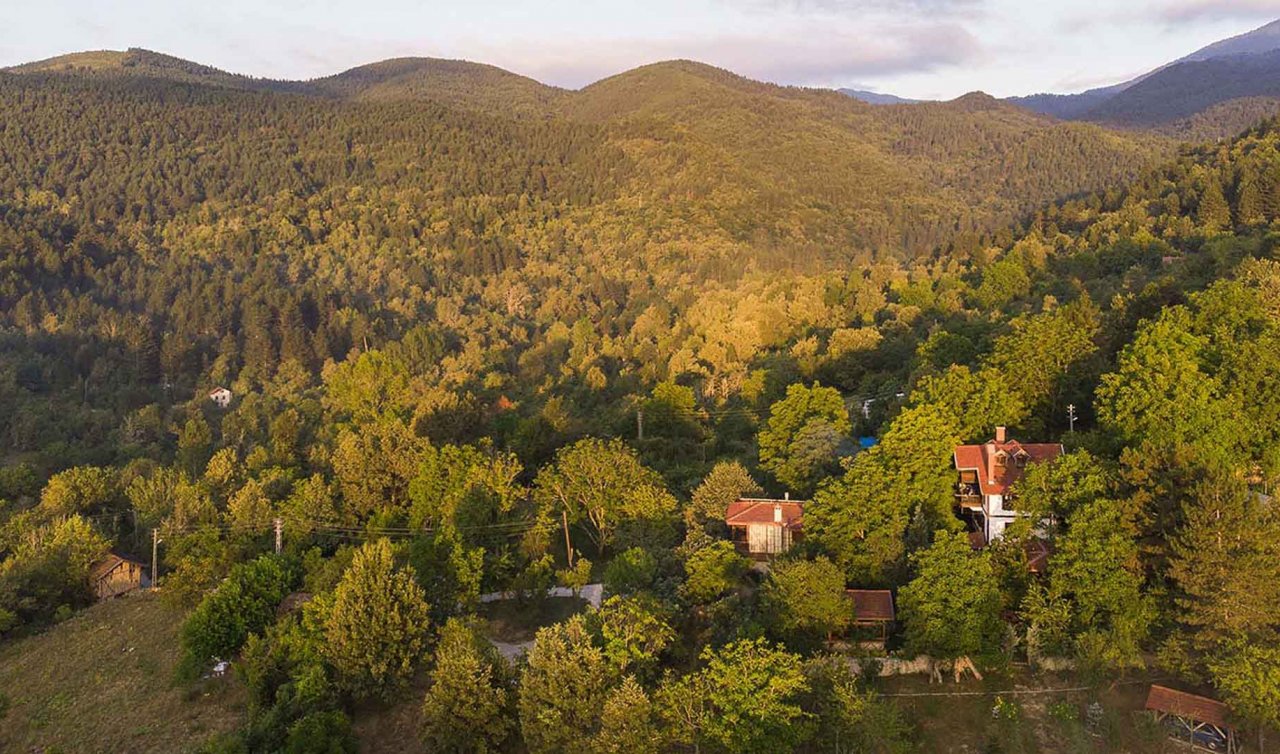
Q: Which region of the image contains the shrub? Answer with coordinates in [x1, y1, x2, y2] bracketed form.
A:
[181, 554, 299, 665]
[283, 711, 357, 754]
[603, 547, 656, 596]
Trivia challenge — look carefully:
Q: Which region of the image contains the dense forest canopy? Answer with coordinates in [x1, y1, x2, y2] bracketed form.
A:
[2, 49, 1280, 754]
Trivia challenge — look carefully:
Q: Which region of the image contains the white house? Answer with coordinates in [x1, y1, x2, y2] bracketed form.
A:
[954, 426, 1063, 545]
[208, 386, 233, 408]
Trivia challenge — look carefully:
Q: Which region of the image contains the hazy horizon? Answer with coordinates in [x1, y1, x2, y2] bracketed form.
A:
[6, 1, 1279, 99]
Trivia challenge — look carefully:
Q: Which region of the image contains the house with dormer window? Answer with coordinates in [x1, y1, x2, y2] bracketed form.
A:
[954, 426, 1063, 545]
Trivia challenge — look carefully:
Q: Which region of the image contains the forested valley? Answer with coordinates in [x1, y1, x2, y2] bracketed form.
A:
[1, 53, 1280, 753]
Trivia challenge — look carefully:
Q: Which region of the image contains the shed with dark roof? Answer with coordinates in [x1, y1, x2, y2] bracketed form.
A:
[90, 553, 150, 600]
[1144, 685, 1238, 753]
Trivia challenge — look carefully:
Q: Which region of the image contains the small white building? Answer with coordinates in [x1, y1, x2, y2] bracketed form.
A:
[208, 386, 233, 408]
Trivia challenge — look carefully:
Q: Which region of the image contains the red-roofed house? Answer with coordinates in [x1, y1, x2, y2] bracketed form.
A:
[954, 426, 1063, 545]
[726, 497, 804, 558]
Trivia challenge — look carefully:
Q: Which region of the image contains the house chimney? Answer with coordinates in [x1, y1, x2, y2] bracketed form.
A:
[784, 492, 790, 501]
[774, 503, 783, 523]
[995, 426, 1007, 443]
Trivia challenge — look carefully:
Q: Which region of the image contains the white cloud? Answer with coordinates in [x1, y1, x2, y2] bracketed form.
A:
[1155, 0, 1280, 24]
[452, 21, 984, 88]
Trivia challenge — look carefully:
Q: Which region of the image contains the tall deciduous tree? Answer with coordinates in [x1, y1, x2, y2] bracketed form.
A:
[758, 383, 852, 494]
[533, 438, 675, 556]
[681, 539, 749, 604]
[899, 532, 1003, 662]
[761, 556, 851, 643]
[692, 638, 814, 754]
[1049, 498, 1153, 672]
[594, 595, 675, 676]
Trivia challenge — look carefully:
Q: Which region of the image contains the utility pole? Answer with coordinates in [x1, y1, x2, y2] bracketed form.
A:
[274, 517, 283, 554]
[561, 510, 574, 569]
[636, 409, 645, 441]
[151, 528, 160, 588]
[1067, 404, 1077, 433]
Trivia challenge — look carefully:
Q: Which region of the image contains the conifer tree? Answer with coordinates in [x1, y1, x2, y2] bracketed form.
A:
[593, 677, 660, 754]
[323, 539, 430, 699]
[420, 618, 512, 753]
[518, 615, 613, 754]
[1197, 175, 1231, 232]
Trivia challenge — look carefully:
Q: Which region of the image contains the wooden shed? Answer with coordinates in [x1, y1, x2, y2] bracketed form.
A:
[1144, 684, 1238, 753]
[847, 589, 895, 641]
[91, 553, 150, 600]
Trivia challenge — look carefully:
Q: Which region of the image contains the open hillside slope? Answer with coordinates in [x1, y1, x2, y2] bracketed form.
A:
[0, 593, 244, 754]
[1082, 50, 1280, 129]
[6, 47, 295, 94]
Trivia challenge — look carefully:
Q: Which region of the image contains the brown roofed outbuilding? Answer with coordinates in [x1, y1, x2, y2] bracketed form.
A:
[846, 589, 895, 624]
[1144, 685, 1231, 729]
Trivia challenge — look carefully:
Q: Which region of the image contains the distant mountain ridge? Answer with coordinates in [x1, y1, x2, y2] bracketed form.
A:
[1007, 18, 1280, 134]
[0, 49, 1172, 263]
[838, 88, 920, 105]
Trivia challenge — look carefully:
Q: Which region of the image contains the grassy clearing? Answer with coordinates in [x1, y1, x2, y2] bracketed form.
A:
[0, 592, 244, 754]
[878, 670, 1175, 753]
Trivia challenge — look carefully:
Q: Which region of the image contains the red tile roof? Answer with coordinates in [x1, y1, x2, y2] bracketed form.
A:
[725, 498, 804, 529]
[954, 433, 1063, 496]
[846, 589, 895, 622]
[1145, 685, 1233, 730]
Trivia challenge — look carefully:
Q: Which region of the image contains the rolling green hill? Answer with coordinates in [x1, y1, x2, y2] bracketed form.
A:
[305, 57, 569, 115]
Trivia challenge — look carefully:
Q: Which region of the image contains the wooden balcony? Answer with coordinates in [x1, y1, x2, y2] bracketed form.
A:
[955, 481, 982, 510]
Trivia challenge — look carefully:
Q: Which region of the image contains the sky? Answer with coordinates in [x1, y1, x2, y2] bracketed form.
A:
[3, 0, 1279, 99]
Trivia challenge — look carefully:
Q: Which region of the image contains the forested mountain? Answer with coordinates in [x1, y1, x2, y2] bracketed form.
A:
[3, 42, 1280, 754]
[1083, 50, 1280, 129]
[1008, 18, 1280, 136]
[303, 58, 569, 114]
[0, 55, 1174, 469]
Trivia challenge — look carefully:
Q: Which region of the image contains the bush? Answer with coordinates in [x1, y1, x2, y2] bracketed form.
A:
[603, 547, 656, 596]
[284, 711, 357, 754]
[0, 607, 18, 634]
[193, 733, 248, 754]
[181, 554, 299, 665]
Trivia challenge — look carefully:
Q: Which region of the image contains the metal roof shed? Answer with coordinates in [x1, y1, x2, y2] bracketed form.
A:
[1144, 685, 1238, 753]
